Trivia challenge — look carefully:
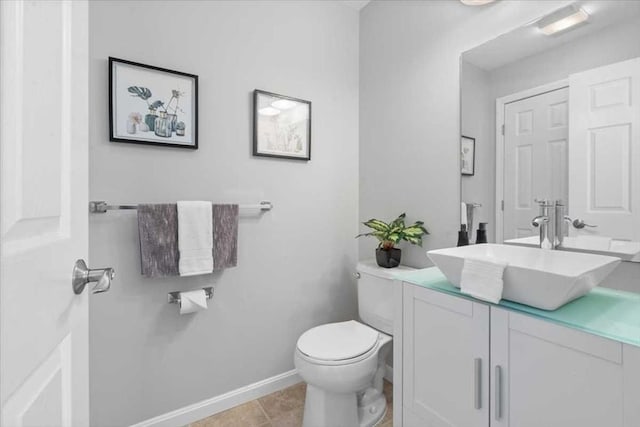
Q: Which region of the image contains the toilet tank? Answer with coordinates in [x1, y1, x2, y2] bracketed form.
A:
[357, 260, 415, 335]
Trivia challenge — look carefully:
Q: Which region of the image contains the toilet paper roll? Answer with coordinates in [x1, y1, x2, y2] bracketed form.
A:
[179, 289, 208, 315]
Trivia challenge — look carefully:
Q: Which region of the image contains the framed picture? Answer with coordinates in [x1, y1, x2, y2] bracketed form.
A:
[109, 57, 198, 149]
[461, 136, 476, 176]
[253, 89, 311, 160]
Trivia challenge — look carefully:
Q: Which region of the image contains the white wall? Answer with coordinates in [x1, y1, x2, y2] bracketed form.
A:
[359, 0, 574, 267]
[89, 1, 359, 425]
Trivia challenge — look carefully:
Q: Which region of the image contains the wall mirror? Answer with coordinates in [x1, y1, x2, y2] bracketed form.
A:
[460, 0, 640, 261]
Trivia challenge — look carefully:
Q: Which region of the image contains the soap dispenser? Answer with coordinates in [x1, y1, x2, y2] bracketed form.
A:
[476, 222, 488, 244]
[457, 224, 469, 246]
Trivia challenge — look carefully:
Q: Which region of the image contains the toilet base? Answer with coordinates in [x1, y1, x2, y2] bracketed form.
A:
[358, 387, 388, 427]
[302, 384, 387, 427]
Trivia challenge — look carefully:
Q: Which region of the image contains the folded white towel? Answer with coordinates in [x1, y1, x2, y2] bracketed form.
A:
[177, 201, 213, 276]
[460, 256, 508, 304]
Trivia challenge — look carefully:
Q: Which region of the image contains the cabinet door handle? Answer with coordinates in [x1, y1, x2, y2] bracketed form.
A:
[474, 358, 482, 410]
[495, 365, 502, 420]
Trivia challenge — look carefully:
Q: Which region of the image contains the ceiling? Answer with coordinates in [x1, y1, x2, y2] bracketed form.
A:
[341, 0, 371, 11]
[463, 0, 640, 71]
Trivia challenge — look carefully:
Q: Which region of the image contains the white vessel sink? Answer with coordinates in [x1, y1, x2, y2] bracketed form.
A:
[504, 235, 640, 262]
[427, 244, 621, 310]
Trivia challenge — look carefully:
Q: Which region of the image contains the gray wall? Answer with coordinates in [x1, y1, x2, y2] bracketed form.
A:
[359, 0, 574, 267]
[460, 61, 494, 241]
[88, 1, 359, 425]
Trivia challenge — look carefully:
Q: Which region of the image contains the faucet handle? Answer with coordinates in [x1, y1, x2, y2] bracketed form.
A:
[572, 219, 598, 229]
[531, 216, 549, 227]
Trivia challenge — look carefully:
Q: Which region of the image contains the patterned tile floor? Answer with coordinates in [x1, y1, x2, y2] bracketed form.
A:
[190, 380, 393, 427]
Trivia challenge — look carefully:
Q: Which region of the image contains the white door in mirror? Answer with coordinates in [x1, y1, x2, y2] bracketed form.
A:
[503, 88, 569, 241]
[569, 57, 640, 241]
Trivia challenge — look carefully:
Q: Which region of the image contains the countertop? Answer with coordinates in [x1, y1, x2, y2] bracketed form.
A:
[396, 267, 640, 348]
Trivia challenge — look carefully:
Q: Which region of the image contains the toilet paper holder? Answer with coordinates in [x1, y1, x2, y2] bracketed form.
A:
[167, 287, 214, 305]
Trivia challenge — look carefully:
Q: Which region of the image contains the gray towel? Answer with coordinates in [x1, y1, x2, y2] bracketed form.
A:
[137, 204, 179, 277]
[138, 203, 238, 277]
[213, 204, 239, 270]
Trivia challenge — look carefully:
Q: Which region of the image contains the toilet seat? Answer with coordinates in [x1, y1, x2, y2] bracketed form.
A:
[296, 320, 380, 365]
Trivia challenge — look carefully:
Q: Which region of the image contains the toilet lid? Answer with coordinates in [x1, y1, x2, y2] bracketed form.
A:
[296, 320, 379, 362]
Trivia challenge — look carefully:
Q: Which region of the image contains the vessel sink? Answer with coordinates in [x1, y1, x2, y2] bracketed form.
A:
[427, 244, 621, 310]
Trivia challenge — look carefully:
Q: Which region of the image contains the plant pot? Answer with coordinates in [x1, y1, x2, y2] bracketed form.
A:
[376, 248, 401, 268]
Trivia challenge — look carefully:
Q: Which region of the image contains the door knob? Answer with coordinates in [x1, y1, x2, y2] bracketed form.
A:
[72, 259, 115, 295]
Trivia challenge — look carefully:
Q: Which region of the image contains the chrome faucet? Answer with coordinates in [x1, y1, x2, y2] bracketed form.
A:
[532, 199, 599, 249]
[554, 200, 574, 248]
[531, 199, 556, 249]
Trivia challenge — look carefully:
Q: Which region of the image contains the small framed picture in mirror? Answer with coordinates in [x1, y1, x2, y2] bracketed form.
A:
[461, 136, 475, 176]
[253, 89, 311, 160]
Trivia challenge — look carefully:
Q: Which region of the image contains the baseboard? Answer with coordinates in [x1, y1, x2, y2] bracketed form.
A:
[130, 369, 301, 427]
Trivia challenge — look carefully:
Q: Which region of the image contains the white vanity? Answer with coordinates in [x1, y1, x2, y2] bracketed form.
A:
[392, 268, 640, 427]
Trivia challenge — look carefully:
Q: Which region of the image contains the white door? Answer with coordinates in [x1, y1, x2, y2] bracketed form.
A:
[402, 285, 489, 427]
[503, 88, 569, 240]
[490, 308, 640, 427]
[1, 1, 91, 425]
[568, 57, 640, 240]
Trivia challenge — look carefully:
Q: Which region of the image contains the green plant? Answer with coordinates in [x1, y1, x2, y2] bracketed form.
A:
[356, 213, 429, 250]
[127, 86, 164, 112]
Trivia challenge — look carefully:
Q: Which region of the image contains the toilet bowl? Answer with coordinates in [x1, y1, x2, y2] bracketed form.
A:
[294, 320, 392, 427]
[294, 261, 414, 427]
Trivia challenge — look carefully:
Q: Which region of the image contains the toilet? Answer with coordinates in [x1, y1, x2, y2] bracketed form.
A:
[294, 260, 415, 427]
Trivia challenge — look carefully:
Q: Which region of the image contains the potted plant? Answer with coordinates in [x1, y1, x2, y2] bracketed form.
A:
[356, 213, 429, 268]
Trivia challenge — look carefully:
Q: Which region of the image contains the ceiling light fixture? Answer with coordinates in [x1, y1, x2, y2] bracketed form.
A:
[258, 107, 280, 116]
[460, 0, 496, 6]
[537, 5, 590, 36]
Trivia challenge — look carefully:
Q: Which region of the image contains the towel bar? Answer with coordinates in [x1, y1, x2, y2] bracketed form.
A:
[167, 287, 214, 305]
[89, 200, 273, 213]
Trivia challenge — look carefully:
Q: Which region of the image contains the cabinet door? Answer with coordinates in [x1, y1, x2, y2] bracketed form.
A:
[490, 308, 636, 427]
[403, 285, 489, 427]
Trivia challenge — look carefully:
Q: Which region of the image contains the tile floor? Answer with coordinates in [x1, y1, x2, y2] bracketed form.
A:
[190, 380, 393, 427]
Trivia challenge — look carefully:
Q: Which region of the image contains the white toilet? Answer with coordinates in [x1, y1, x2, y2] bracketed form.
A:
[294, 260, 414, 427]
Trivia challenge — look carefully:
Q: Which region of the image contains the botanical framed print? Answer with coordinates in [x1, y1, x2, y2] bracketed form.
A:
[109, 57, 198, 149]
[253, 89, 311, 160]
[461, 136, 476, 176]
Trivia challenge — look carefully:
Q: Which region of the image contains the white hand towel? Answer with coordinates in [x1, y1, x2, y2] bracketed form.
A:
[460, 256, 508, 304]
[177, 201, 213, 276]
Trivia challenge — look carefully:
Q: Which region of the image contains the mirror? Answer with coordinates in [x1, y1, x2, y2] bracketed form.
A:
[460, 0, 640, 261]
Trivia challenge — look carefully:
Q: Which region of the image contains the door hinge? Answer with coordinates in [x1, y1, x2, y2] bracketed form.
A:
[501, 124, 505, 135]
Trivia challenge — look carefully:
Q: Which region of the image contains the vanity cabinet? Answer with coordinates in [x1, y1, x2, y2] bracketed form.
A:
[398, 283, 640, 427]
[401, 284, 490, 426]
[490, 307, 640, 427]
